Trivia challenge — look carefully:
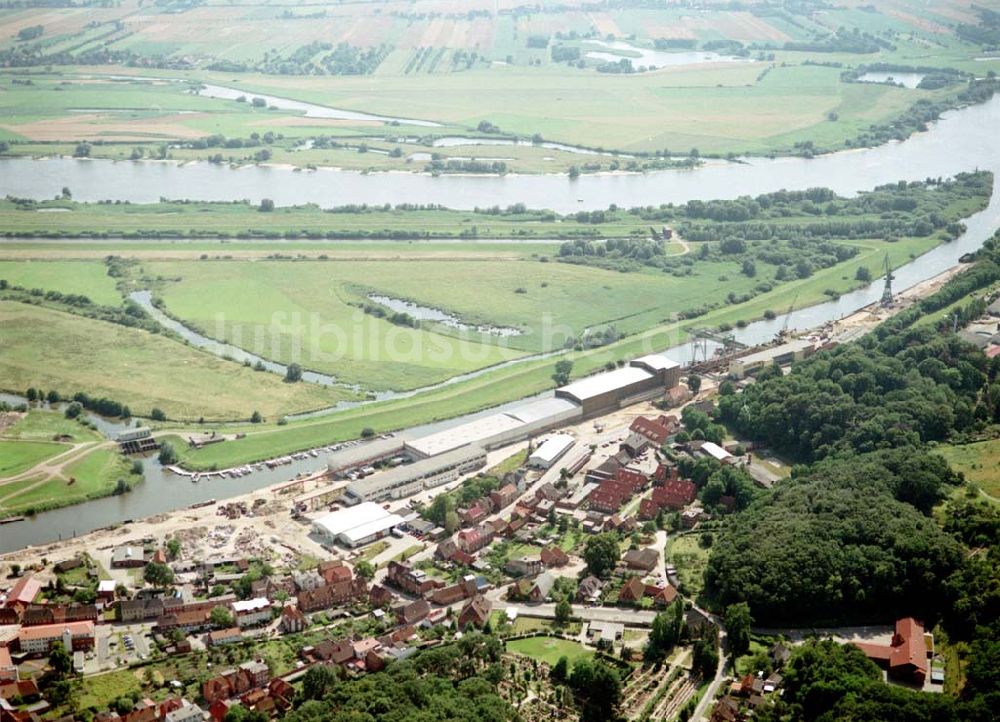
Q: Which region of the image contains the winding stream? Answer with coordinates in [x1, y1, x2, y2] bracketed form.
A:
[3, 96, 1000, 551]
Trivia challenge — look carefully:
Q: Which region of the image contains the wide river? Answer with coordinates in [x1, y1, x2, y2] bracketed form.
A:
[2, 96, 1000, 551]
[2, 96, 999, 213]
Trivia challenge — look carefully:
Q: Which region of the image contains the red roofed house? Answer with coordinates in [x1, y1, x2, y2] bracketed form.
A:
[490, 483, 518, 511]
[17, 620, 95, 654]
[619, 577, 646, 604]
[4, 576, 41, 611]
[629, 416, 673, 446]
[640, 479, 697, 520]
[318, 561, 353, 585]
[540, 546, 569, 568]
[854, 617, 931, 685]
[457, 595, 491, 629]
[616, 468, 648, 492]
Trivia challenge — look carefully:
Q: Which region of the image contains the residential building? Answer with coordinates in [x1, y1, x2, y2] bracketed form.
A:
[396, 599, 430, 626]
[577, 576, 604, 604]
[489, 483, 518, 511]
[457, 595, 491, 629]
[297, 577, 368, 613]
[505, 556, 543, 577]
[854, 617, 931, 685]
[17, 621, 95, 654]
[528, 572, 555, 602]
[540, 546, 569, 568]
[280, 605, 306, 634]
[622, 548, 659, 572]
[231, 597, 272, 628]
[386, 561, 441, 596]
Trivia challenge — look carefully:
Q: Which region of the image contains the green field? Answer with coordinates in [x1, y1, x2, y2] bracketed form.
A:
[937, 441, 1000, 499]
[144, 254, 750, 389]
[667, 534, 711, 601]
[0, 438, 66, 477]
[0, 301, 356, 421]
[506, 635, 594, 668]
[0, 260, 122, 305]
[1, 408, 102, 444]
[0, 446, 139, 515]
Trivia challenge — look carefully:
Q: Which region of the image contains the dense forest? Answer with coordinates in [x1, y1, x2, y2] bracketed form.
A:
[704, 232, 1000, 718]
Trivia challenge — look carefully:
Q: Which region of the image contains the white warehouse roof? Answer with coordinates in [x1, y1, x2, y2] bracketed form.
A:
[313, 502, 397, 537]
[557, 366, 654, 402]
[338, 514, 405, 546]
[406, 413, 525, 458]
[530, 434, 575, 466]
[632, 354, 680, 372]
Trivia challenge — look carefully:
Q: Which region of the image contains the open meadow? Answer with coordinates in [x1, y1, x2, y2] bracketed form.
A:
[0, 301, 356, 421]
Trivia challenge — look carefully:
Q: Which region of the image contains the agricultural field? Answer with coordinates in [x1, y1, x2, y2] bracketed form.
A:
[0, 0, 996, 167]
[506, 635, 594, 668]
[0, 301, 356, 421]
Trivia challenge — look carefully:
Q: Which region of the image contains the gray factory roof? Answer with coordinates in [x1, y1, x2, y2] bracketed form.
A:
[507, 396, 580, 425]
[346, 445, 485, 498]
[405, 414, 524, 458]
[327, 436, 407, 472]
[557, 366, 654, 402]
[734, 338, 814, 367]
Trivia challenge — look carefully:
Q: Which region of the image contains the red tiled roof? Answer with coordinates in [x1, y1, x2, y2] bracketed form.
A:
[6, 576, 41, 606]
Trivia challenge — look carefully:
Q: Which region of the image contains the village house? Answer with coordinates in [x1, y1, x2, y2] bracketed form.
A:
[854, 617, 932, 685]
[201, 659, 271, 705]
[396, 599, 430, 626]
[527, 572, 555, 602]
[429, 576, 477, 606]
[577, 576, 604, 604]
[505, 556, 544, 577]
[386, 561, 442, 596]
[639, 478, 697, 519]
[368, 584, 395, 609]
[622, 547, 659, 573]
[207, 628, 243, 647]
[457, 595, 491, 629]
[296, 576, 368, 613]
[540, 546, 569, 568]
[458, 500, 490, 528]
[280, 605, 306, 634]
